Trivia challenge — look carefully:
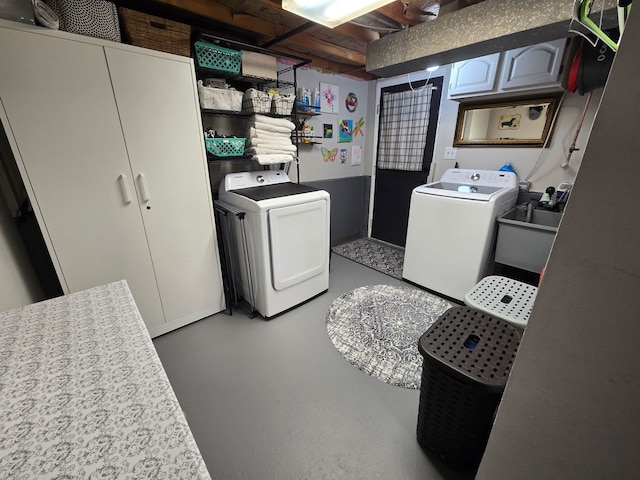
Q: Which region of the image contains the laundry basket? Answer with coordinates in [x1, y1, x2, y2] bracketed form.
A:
[416, 307, 521, 469]
[194, 41, 242, 76]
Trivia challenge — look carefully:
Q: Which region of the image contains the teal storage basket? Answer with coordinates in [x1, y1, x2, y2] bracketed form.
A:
[205, 137, 246, 157]
[194, 41, 241, 76]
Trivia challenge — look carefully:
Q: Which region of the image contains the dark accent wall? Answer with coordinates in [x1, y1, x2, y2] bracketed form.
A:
[302, 176, 370, 247]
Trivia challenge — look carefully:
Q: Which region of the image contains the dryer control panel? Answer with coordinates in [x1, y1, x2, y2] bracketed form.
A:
[223, 171, 290, 191]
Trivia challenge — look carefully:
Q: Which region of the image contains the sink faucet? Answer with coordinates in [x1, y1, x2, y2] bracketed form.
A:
[538, 186, 557, 210]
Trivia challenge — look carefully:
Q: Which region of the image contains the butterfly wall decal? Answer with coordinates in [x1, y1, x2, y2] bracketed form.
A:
[321, 147, 338, 162]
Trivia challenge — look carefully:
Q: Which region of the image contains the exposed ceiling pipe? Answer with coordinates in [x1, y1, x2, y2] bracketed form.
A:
[261, 21, 316, 48]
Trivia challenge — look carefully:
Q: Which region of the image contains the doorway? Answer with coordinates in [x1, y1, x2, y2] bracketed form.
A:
[370, 76, 442, 247]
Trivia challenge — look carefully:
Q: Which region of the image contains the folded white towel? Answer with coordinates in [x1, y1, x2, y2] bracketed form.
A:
[246, 137, 295, 147]
[246, 139, 295, 150]
[248, 127, 291, 139]
[254, 121, 293, 134]
[246, 146, 296, 155]
[252, 154, 293, 165]
[253, 114, 296, 130]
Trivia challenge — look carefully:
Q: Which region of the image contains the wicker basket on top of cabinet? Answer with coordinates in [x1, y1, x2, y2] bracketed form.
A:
[118, 8, 191, 57]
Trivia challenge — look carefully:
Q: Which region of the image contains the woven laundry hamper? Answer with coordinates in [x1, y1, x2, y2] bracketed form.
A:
[416, 307, 521, 469]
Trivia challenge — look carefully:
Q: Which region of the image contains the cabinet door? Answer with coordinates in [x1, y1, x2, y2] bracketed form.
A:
[0, 28, 165, 328]
[105, 47, 224, 327]
[500, 39, 566, 90]
[448, 52, 501, 98]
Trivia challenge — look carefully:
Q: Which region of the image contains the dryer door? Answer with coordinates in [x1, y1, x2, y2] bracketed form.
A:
[268, 199, 328, 290]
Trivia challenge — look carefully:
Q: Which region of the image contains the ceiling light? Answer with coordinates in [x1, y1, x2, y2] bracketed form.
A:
[282, 0, 396, 28]
[426, 65, 439, 72]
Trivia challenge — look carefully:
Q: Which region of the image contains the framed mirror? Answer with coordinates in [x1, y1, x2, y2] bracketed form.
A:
[453, 94, 562, 147]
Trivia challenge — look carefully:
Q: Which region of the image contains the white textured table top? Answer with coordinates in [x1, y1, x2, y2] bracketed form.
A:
[0, 280, 211, 479]
[465, 275, 538, 329]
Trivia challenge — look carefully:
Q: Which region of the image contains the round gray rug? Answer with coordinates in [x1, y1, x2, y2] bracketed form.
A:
[326, 285, 453, 389]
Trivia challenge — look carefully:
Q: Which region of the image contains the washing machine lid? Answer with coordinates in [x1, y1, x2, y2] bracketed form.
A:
[233, 182, 320, 201]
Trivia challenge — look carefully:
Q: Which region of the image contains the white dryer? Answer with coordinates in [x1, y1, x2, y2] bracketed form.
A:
[403, 169, 518, 302]
[217, 171, 330, 318]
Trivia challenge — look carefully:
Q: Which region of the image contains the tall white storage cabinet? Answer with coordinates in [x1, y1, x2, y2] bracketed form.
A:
[0, 20, 224, 336]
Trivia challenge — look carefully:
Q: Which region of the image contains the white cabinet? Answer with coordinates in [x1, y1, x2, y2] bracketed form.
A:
[448, 39, 567, 100]
[448, 52, 501, 97]
[0, 21, 224, 336]
[500, 40, 566, 91]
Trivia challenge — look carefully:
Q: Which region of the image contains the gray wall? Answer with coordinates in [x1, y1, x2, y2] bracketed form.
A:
[303, 176, 370, 246]
[477, 9, 640, 480]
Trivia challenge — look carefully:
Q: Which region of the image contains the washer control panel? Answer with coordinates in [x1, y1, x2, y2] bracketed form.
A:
[224, 171, 290, 191]
[440, 169, 517, 187]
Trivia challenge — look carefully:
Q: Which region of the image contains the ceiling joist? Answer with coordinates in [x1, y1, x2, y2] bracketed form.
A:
[118, 0, 490, 77]
[153, 0, 367, 71]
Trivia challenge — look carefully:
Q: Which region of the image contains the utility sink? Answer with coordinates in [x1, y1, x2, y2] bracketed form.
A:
[495, 205, 563, 273]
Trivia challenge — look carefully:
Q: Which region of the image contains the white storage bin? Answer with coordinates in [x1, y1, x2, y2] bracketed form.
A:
[242, 88, 272, 114]
[271, 93, 295, 115]
[197, 81, 242, 111]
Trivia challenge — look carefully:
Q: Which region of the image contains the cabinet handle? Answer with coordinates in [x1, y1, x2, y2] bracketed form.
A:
[137, 173, 150, 203]
[118, 174, 132, 205]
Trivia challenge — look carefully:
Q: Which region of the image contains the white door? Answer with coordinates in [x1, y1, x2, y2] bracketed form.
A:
[268, 199, 328, 291]
[0, 28, 165, 327]
[105, 47, 224, 324]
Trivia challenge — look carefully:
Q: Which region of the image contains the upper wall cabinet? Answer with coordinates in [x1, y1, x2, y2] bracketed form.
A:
[449, 52, 501, 97]
[448, 39, 567, 100]
[500, 41, 566, 90]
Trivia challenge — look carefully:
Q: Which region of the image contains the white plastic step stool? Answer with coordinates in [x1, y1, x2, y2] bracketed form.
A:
[464, 275, 538, 330]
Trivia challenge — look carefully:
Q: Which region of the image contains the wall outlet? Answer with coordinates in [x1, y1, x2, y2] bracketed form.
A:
[444, 147, 457, 159]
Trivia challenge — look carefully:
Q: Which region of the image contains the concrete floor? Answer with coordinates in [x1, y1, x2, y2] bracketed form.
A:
[153, 254, 477, 480]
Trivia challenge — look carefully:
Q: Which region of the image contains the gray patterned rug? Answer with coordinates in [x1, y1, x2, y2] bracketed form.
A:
[326, 285, 453, 389]
[331, 237, 404, 279]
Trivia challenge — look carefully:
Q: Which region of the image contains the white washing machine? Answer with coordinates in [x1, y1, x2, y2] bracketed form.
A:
[217, 171, 330, 318]
[403, 169, 518, 302]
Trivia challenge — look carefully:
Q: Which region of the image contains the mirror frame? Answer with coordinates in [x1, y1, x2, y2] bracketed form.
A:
[453, 94, 562, 147]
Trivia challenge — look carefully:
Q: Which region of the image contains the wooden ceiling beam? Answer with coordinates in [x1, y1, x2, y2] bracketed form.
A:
[333, 22, 381, 43]
[155, 0, 286, 36]
[272, 45, 377, 80]
[154, 0, 366, 66]
[284, 36, 366, 64]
